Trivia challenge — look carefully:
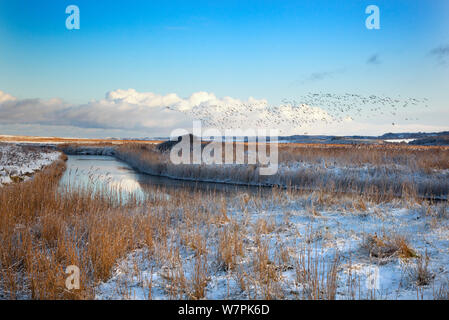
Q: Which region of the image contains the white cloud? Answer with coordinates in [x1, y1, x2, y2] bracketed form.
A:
[105, 89, 182, 107]
[1, 88, 448, 137]
[0, 94, 68, 125]
[0, 89, 270, 133]
[0, 90, 16, 104]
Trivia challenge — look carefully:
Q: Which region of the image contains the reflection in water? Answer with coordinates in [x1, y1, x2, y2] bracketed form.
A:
[59, 155, 266, 202]
[109, 178, 142, 193]
[59, 155, 148, 202]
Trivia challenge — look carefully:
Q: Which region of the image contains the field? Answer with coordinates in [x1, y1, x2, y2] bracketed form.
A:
[0, 143, 61, 185]
[0, 135, 163, 145]
[0, 139, 448, 300]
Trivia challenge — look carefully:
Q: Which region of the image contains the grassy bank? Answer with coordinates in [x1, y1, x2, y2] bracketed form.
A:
[114, 142, 449, 201]
[0, 156, 145, 299]
[1, 153, 347, 299]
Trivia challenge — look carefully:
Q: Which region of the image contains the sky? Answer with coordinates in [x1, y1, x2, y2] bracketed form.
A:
[0, 0, 448, 138]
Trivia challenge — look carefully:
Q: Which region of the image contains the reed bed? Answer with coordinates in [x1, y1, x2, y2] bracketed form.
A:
[114, 142, 449, 201]
[1, 143, 448, 300]
[0, 154, 342, 299]
[0, 157, 138, 298]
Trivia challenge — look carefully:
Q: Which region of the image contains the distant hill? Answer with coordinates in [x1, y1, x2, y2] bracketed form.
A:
[379, 131, 449, 140]
[277, 131, 449, 146]
[409, 135, 449, 146]
[115, 131, 449, 147]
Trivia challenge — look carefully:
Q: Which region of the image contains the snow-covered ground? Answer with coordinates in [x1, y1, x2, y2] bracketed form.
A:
[0, 143, 61, 185]
[95, 193, 449, 300]
[2, 141, 447, 300]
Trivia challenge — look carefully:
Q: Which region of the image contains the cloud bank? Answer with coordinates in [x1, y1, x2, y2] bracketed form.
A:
[1, 89, 447, 137]
[0, 89, 271, 134]
[0, 89, 340, 135]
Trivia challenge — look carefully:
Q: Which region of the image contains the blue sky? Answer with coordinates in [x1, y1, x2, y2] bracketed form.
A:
[0, 0, 448, 137]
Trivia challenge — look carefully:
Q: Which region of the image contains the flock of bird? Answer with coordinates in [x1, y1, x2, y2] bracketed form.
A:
[296, 92, 428, 124]
[171, 92, 429, 133]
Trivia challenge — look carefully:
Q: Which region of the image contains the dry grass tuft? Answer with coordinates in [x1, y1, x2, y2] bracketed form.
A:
[406, 251, 434, 287]
[434, 282, 449, 300]
[295, 245, 340, 300]
[363, 232, 418, 260]
[217, 222, 244, 271]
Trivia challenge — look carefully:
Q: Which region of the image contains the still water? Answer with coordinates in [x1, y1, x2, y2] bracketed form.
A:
[59, 155, 262, 201]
